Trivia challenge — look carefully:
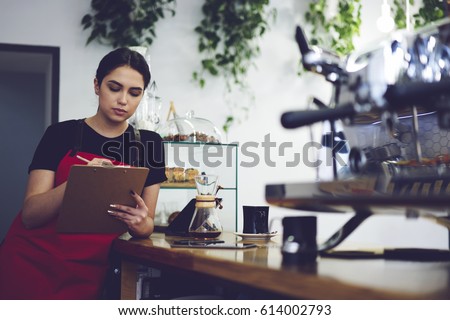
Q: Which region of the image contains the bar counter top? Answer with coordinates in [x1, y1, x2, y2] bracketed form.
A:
[112, 232, 450, 299]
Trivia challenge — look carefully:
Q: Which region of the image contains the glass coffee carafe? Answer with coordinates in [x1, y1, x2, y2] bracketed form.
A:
[188, 174, 223, 239]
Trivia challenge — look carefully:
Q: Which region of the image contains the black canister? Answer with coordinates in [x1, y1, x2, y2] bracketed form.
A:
[281, 216, 317, 264]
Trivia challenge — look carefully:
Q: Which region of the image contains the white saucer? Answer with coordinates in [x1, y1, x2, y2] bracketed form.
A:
[234, 231, 278, 241]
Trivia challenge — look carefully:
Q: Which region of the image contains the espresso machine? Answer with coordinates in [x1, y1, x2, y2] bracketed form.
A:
[266, 18, 450, 257]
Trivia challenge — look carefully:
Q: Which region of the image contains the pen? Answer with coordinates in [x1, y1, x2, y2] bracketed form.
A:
[76, 155, 90, 163]
[76, 155, 116, 167]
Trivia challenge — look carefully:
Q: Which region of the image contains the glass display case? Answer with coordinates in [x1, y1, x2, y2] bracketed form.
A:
[155, 141, 238, 233]
[158, 111, 223, 143]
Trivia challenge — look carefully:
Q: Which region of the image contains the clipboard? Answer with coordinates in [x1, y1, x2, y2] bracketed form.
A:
[57, 165, 149, 233]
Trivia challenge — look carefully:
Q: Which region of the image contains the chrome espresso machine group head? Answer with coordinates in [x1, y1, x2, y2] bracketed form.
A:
[282, 19, 450, 195]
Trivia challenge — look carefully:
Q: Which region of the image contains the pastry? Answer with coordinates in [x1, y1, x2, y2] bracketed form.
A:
[185, 168, 199, 182]
[165, 167, 174, 183]
[173, 167, 185, 182]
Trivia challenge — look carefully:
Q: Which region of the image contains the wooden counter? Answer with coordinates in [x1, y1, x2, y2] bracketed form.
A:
[112, 232, 450, 300]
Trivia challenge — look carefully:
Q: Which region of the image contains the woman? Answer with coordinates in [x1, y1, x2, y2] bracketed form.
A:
[0, 48, 166, 299]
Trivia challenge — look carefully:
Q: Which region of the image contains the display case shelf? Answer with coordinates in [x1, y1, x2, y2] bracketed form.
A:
[156, 142, 238, 232]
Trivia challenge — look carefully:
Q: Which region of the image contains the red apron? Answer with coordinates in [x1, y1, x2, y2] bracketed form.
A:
[0, 151, 125, 299]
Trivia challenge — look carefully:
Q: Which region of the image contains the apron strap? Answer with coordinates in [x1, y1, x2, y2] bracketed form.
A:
[132, 125, 144, 167]
[69, 119, 84, 157]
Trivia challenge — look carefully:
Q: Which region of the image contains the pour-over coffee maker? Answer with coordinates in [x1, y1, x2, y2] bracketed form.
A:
[188, 174, 223, 239]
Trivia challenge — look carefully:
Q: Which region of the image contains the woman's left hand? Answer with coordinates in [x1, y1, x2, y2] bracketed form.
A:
[108, 190, 153, 238]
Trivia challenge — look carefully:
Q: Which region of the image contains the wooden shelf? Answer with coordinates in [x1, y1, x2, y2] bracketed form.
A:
[161, 181, 196, 188]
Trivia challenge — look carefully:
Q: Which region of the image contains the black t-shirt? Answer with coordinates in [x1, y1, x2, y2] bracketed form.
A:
[29, 119, 167, 187]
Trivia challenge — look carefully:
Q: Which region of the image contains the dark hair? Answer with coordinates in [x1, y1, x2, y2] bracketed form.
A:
[95, 47, 151, 89]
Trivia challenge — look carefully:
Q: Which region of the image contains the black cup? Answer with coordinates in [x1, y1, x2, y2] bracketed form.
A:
[281, 216, 317, 264]
[243, 206, 269, 234]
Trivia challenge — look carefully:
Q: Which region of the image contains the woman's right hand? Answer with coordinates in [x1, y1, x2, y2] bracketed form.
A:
[76, 155, 114, 167]
[85, 158, 114, 167]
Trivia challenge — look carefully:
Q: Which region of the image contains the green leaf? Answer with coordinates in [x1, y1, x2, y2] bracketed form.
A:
[208, 67, 218, 76]
[81, 14, 92, 26]
[222, 116, 234, 133]
[198, 42, 206, 52]
[201, 59, 214, 69]
[86, 29, 100, 45]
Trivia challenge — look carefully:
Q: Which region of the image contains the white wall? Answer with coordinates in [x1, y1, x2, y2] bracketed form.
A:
[0, 0, 448, 249]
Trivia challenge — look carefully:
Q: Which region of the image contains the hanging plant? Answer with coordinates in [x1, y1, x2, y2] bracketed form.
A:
[193, 0, 275, 89]
[413, 0, 445, 27]
[192, 0, 276, 133]
[304, 0, 362, 57]
[392, 0, 445, 29]
[392, 0, 414, 30]
[81, 0, 176, 48]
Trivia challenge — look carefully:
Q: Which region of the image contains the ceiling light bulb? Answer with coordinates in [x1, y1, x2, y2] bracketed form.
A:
[376, 1, 395, 33]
